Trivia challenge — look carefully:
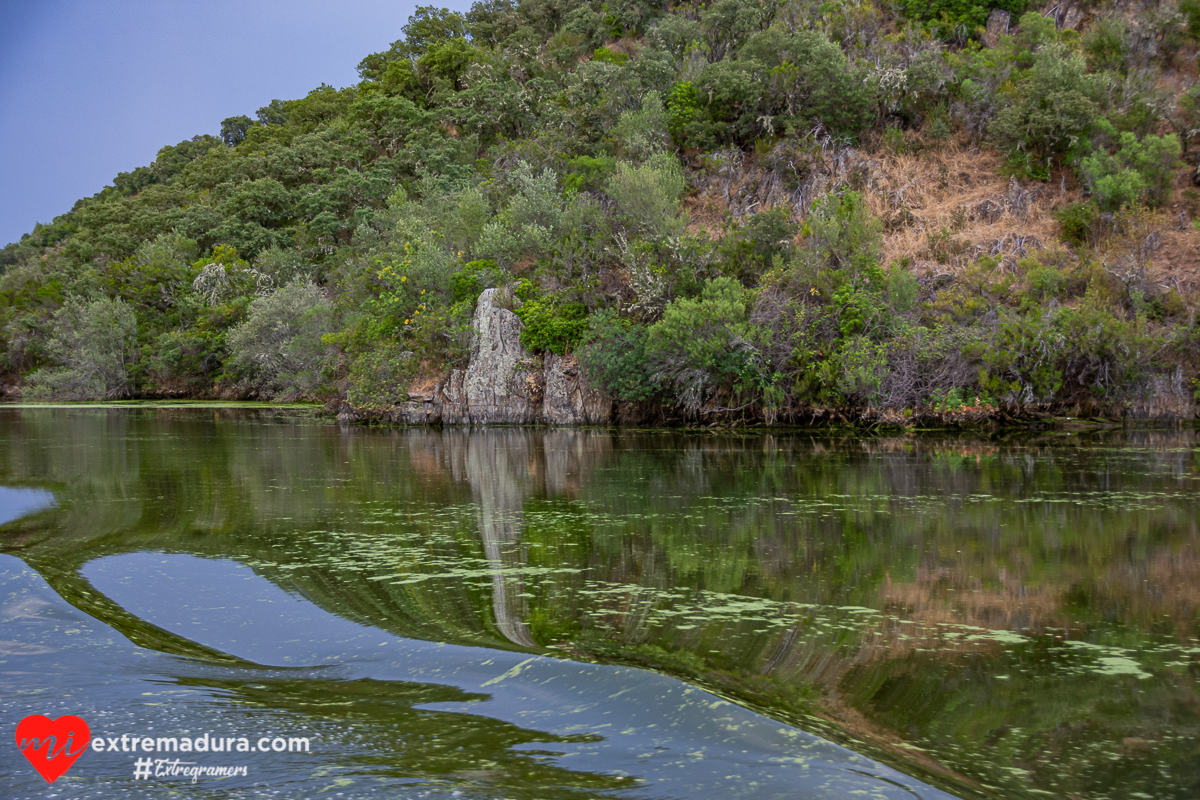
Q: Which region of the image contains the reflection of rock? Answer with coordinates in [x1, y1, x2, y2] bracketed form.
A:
[465, 430, 538, 648]
[429, 428, 615, 648]
[543, 354, 612, 426]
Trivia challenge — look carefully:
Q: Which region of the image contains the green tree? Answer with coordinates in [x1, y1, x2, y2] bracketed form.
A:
[24, 297, 138, 400]
[227, 280, 333, 400]
[605, 153, 687, 239]
[646, 277, 759, 412]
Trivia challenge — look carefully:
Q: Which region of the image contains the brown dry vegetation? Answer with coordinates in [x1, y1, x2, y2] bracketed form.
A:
[687, 137, 1200, 289]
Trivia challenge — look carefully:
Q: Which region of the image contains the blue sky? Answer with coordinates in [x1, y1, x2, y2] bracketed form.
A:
[0, 0, 471, 247]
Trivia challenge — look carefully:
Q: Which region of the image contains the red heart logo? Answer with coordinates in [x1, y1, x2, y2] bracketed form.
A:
[15, 714, 91, 783]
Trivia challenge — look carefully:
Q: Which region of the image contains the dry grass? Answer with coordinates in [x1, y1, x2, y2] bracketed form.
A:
[863, 144, 1082, 274]
[684, 136, 1200, 294]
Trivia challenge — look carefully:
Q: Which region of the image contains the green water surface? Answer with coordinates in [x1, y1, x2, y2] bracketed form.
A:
[0, 408, 1196, 798]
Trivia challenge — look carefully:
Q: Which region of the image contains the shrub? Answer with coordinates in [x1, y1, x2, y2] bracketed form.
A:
[450, 259, 503, 305]
[346, 343, 418, 410]
[886, 267, 920, 312]
[666, 81, 702, 147]
[719, 206, 797, 282]
[1185, 0, 1200, 40]
[605, 153, 688, 239]
[830, 335, 888, 404]
[645, 277, 759, 412]
[614, 91, 669, 162]
[144, 329, 226, 393]
[1080, 132, 1183, 211]
[1054, 201, 1099, 247]
[741, 29, 876, 140]
[514, 296, 588, 355]
[564, 156, 617, 193]
[227, 279, 333, 399]
[976, 302, 1158, 404]
[903, 0, 1030, 38]
[24, 296, 138, 400]
[990, 44, 1101, 178]
[792, 191, 884, 287]
[577, 310, 656, 402]
[476, 161, 569, 265]
[1025, 265, 1065, 301]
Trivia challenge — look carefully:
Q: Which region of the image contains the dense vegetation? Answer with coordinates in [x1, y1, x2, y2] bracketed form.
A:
[4, 0, 1200, 421]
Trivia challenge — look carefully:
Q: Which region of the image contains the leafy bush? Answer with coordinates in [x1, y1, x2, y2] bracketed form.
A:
[720, 207, 797, 280]
[605, 153, 687, 239]
[976, 302, 1158, 404]
[1054, 201, 1099, 247]
[903, 0, 1030, 38]
[1185, 0, 1200, 39]
[227, 280, 333, 399]
[1080, 132, 1182, 211]
[144, 329, 226, 393]
[744, 29, 876, 139]
[886, 267, 920, 312]
[450, 259, 503, 304]
[476, 161, 569, 265]
[563, 156, 617, 193]
[645, 277, 759, 412]
[24, 297, 138, 400]
[346, 343, 418, 410]
[577, 310, 656, 402]
[514, 296, 588, 355]
[792, 191, 884, 287]
[666, 81, 702, 147]
[1025, 265, 1065, 301]
[615, 91, 670, 162]
[990, 43, 1101, 178]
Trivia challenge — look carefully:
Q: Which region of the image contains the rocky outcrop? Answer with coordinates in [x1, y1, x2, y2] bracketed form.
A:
[462, 288, 541, 424]
[368, 289, 612, 428]
[983, 10, 1009, 48]
[543, 353, 612, 426]
[437, 369, 469, 425]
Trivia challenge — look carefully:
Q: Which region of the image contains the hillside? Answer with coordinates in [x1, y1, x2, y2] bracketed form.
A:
[3, 0, 1199, 423]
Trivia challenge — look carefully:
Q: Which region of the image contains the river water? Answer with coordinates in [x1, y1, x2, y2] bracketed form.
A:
[1, 407, 1197, 798]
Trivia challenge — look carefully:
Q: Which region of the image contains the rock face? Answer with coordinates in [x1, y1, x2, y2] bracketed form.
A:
[419, 289, 613, 427]
[341, 289, 614, 427]
[437, 369, 469, 424]
[543, 353, 612, 426]
[462, 288, 541, 424]
[983, 10, 1009, 48]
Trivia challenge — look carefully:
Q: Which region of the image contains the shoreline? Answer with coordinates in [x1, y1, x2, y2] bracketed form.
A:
[2, 399, 1194, 432]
